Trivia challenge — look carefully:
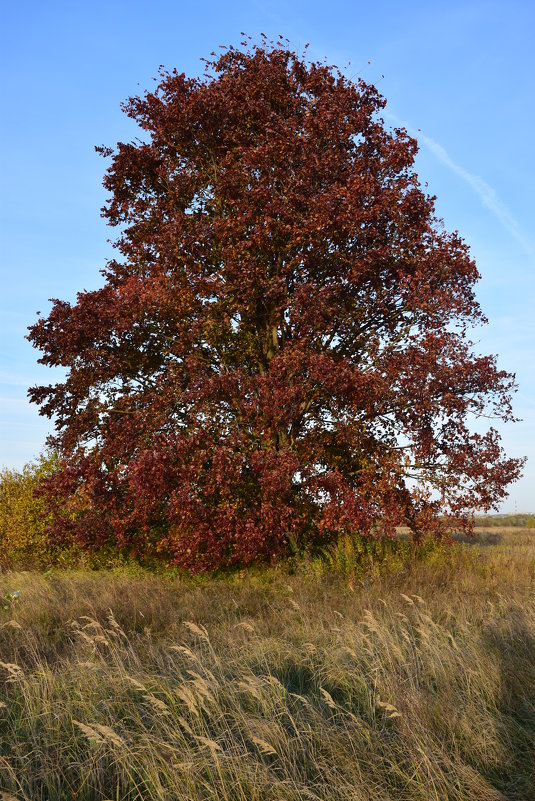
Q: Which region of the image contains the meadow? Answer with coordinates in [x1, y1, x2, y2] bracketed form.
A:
[0, 528, 533, 800]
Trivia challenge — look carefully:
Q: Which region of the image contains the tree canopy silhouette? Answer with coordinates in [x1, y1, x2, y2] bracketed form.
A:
[28, 39, 523, 570]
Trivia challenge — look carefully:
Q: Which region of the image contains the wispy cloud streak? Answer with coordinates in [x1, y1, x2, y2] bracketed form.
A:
[385, 111, 534, 256]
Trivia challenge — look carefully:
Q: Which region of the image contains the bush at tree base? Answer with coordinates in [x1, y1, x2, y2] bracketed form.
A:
[0, 453, 58, 566]
[27, 38, 524, 571]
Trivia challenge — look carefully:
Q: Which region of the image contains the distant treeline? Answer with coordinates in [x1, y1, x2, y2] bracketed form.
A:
[473, 514, 535, 528]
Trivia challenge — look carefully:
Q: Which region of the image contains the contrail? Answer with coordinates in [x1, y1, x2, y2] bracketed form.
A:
[384, 111, 534, 257]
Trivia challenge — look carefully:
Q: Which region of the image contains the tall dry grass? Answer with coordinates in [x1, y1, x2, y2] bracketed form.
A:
[0, 529, 534, 800]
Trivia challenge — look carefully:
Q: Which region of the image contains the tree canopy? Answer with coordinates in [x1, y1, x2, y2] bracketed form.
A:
[28, 39, 523, 570]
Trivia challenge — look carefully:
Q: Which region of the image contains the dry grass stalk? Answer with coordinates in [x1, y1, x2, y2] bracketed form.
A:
[0, 528, 533, 799]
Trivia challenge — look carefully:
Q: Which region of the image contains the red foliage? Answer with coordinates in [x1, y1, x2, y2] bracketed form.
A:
[28, 39, 524, 570]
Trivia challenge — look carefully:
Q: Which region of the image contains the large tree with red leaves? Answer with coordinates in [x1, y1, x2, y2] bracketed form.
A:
[28, 39, 523, 570]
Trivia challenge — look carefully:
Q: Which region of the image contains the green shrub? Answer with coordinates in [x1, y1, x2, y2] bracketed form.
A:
[0, 452, 59, 566]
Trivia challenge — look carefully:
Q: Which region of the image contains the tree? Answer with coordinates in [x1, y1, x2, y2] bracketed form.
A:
[28, 38, 524, 570]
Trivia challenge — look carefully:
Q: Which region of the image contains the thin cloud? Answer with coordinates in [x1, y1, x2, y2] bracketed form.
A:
[0, 373, 35, 388]
[385, 111, 534, 257]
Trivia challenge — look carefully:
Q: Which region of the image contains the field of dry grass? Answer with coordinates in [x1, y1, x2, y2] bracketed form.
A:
[0, 528, 535, 800]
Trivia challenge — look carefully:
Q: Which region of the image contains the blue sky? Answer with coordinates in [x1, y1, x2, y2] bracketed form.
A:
[1, 0, 533, 511]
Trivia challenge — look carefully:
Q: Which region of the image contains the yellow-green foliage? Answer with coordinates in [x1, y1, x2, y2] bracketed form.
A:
[0, 452, 58, 566]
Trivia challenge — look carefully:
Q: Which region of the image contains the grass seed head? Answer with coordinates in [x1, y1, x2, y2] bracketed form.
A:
[251, 737, 277, 755]
[183, 621, 209, 641]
